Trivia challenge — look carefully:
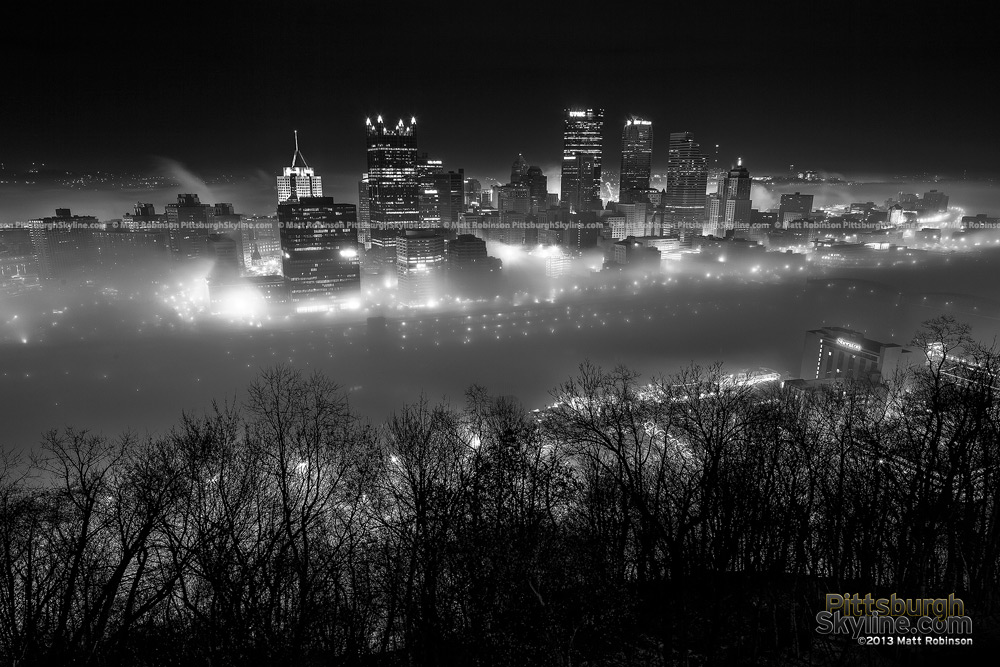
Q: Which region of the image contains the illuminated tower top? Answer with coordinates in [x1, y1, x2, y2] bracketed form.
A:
[366, 114, 419, 230]
[277, 131, 323, 204]
[560, 108, 605, 212]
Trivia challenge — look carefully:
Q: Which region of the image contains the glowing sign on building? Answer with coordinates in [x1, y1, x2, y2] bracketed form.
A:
[836, 337, 862, 352]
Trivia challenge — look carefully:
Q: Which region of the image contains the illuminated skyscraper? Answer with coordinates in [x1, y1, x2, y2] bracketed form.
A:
[706, 159, 752, 235]
[366, 115, 419, 231]
[396, 228, 445, 306]
[560, 108, 604, 212]
[276, 131, 323, 204]
[277, 197, 360, 304]
[665, 132, 709, 224]
[357, 174, 371, 246]
[619, 116, 653, 201]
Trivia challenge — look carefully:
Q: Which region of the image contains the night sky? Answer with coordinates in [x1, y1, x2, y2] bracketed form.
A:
[4, 1, 996, 183]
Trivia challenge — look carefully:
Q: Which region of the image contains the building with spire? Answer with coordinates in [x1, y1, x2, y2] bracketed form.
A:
[276, 131, 323, 204]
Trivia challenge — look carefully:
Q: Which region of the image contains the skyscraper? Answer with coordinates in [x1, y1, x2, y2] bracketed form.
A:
[619, 116, 653, 201]
[560, 108, 604, 212]
[396, 228, 445, 306]
[706, 159, 752, 235]
[778, 192, 814, 227]
[511, 153, 528, 184]
[665, 132, 709, 226]
[357, 174, 371, 246]
[366, 116, 419, 232]
[277, 197, 360, 304]
[523, 166, 548, 211]
[276, 131, 323, 204]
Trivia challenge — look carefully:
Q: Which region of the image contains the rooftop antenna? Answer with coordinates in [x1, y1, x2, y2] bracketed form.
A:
[291, 130, 309, 168]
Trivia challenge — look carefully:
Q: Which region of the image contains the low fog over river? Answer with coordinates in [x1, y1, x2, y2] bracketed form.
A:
[5, 249, 1000, 452]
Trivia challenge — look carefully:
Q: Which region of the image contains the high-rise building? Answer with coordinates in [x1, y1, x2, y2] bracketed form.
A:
[276, 131, 323, 204]
[511, 153, 528, 184]
[366, 115, 419, 232]
[665, 132, 709, 225]
[619, 116, 653, 200]
[523, 166, 548, 211]
[560, 108, 604, 212]
[799, 327, 915, 384]
[778, 192, 814, 227]
[277, 197, 360, 304]
[496, 184, 530, 215]
[464, 178, 482, 209]
[396, 228, 445, 306]
[357, 174, 371, 246]
[707, 160, 752, 235]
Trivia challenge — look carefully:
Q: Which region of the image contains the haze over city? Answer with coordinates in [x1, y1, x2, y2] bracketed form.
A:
[2, 2, 999, 665]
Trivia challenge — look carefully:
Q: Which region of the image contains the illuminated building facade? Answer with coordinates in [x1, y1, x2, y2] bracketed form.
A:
[416, 155, 465, 229]
[277, 197, 360, 303]
[396, 228, 445, 305]
[366, 115, 419, 232]
[707, 160, 752, 235]
[665, 132, 708, 224]
[560, 108, 604, 212]
[276, 131, 323, 204]
[619, 116, 653, 202]
[28, 209, 102, 280]
[357, 174, 371, 246]
[800, 326, 915, 384]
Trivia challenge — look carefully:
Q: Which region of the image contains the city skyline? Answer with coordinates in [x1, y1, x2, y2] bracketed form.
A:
[3, 3, 996, 182]
[4, 3, 1000, 664]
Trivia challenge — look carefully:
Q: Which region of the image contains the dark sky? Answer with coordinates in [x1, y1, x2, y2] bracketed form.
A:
[4, 1, 996, 184]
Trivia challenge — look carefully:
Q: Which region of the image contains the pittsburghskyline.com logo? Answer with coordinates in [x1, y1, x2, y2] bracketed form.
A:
[816, 593, 973, 646]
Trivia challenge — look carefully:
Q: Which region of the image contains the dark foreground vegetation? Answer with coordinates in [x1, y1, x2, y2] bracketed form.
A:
[2, 316, 1000, 666]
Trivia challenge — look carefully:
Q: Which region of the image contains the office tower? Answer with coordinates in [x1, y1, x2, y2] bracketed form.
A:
[560, 108, 604, 212]
[923, 189, 949, 212]
[612, 203, 650, 240]
[418, 153, 444, 227]
[707, 159, 752, 235]
[464, 178, 482, 209]
[122, 202, 166, 230]
[523, 166, 548, 211]
[165, 194, 212, 227]
[665, 132, 709, 225]
[446, 233, 487, 267]
[396, 228, 445, 306]
[357, 174, 371, 246]
[619, 116, 653, 201]
[436, 170, 465, 227]
[511, 153, 528, 184]
[277, 197, 360, 304]
[28, 209, 102, 280]
[276, 131, 323, 204]
[366, 115, 419, 232]
[799, 327, 915, 384]
[496, 184, 530, 215]
[778, 192, 814, 227]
